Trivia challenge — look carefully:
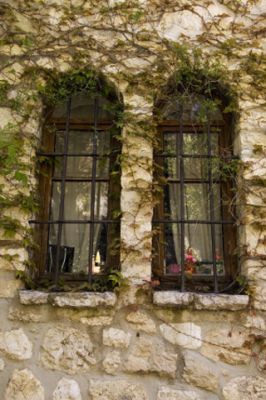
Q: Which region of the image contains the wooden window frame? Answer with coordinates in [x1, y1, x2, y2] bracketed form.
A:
[152, 118, 238, 293]
[32, 96, 121, 287]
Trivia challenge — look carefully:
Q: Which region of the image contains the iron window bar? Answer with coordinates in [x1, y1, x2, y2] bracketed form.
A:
[153, 220, 234, 224]
[166, 179, 225, 184]
[52, 178, 109, 182]
[207, 118, 218, 292]
[154, 118, 235, 293]
[54, 96, 72, 287]
[155, 154, 237, 159]
[37, 152, 112, 157]
[31, 219, 234, 225]
[88, 97, 98, 283]
[32, 93, 120, 287]
[179, 110, 185, 291]
[30, 220, 118, 224]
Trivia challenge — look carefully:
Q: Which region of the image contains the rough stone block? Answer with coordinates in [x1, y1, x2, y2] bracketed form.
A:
[53, 378, 82, 400]
[201, 326, 252, 365]
[223, 376, 266, 400]
[0, 108, 14, 128]
[154, 292, 249, 311]
[50, 292, 117, 308]
[0, 328, 32, 360]
[125, 336, 178, 378]
[19, 290, 49, 305]
[183, 351, 219, 392]
[80, 316, 113, 326]
[126, 310, 156, 333]
[5, 368, 44, 400]
[103, 328, 131, 348]
[41, 326, 96, 374]
[159, 11, 203, 40]
[160, 322, 202, 350]
[257, 346, 266, 371]
[88, 379, 148, 400]
[102, 350, 121, 374]
[157, 387, 200, 400]
[8, 306, 44, 322]
[0, 247, 27, 271]
[153, 291, 193, 307]
[0, 279, 22, 298]
[193, 294, 249, 311]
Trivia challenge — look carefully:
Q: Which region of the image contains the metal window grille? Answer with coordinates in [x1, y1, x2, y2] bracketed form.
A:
[153, 118, 237, 293]
[30, 94, 120, 287]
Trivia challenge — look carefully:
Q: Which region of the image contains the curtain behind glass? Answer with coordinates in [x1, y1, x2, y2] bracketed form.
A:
[49, 93, 112, 274]
[164, 106, 224, 275]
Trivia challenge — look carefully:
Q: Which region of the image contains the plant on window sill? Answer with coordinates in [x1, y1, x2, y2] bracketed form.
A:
[16, 269, 126, 293]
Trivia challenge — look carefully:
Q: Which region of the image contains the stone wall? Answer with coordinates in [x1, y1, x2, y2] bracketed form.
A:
[0, 0, 266, 399]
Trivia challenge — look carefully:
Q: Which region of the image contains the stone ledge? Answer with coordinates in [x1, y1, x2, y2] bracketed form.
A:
[19, 290, 49, 305]
[19, 290, 117, 308]
[153, 291, 249, 311]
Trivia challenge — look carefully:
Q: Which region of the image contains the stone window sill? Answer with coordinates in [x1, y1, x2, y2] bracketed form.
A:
[19, 290, 117, 308]
[153, 291, 249, 311]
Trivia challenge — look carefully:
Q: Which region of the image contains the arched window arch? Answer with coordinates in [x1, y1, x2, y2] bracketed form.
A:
[33, 74, 122, 287]
[153, 81, 238, 293]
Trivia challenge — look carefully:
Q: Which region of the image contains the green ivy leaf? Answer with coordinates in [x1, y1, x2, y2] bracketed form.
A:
[14, 171, 28, 185]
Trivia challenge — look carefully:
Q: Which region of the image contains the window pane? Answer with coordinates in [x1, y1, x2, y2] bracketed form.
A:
[165, 183, 180, 219]
[97, 157, 109, 178]
[161, 96, 223, 122]
[214, 224, 224, 276]
[94, 182, 108, 220]
[47, 222, 110, 275]
[68, 130, 110, 154]
[52, 93, 115, 122]
[55, 130, 110, 154]
[213, 184, 222, 220]
[165, 222, 181, 274]
[97, 131, 111, 155]
[54, 129, 110, 179]
[51, 182, 91, 220]
[55, 130, 93, 156]
[184, 158, 208, 180]
[48, 223, 90, 274]
[68, 130, 93, 153]
[165, 157, 179, 179]
[183, 133, 218, 155]
[184, 184, 221, 221]
[163, 222, 224, 276]
[54, 157, 109, 179]
[184, 184, 209, 220]
[181, 158, 222, 181]
[164, 133, 177, 155]
[92, 222, 108, 274]
[54, 131, 64, 152]
[54, 156, 92, 178]
[184, 224, 224, 276]
[184, 222, 212, 264]
[50, 182, 60, 219]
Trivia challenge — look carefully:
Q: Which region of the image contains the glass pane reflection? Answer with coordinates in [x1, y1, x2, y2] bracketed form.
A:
[164, 223, 224, 276]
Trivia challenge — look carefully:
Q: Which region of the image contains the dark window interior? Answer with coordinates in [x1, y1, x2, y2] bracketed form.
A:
[33, 91, 121, 285]
[153, 97, 238, 293]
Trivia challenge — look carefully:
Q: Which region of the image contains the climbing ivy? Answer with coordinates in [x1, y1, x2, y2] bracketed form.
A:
[0, 0, 264, 291]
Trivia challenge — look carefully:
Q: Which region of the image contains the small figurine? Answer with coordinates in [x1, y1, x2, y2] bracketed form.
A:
[185, 247, 197, 274]
[215, 248, 224, 275]
[215, 248, 222, 262]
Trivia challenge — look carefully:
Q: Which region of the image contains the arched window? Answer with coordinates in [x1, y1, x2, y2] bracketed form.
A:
[33, 79, 122, 287]
[153, 90, 238, 293]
